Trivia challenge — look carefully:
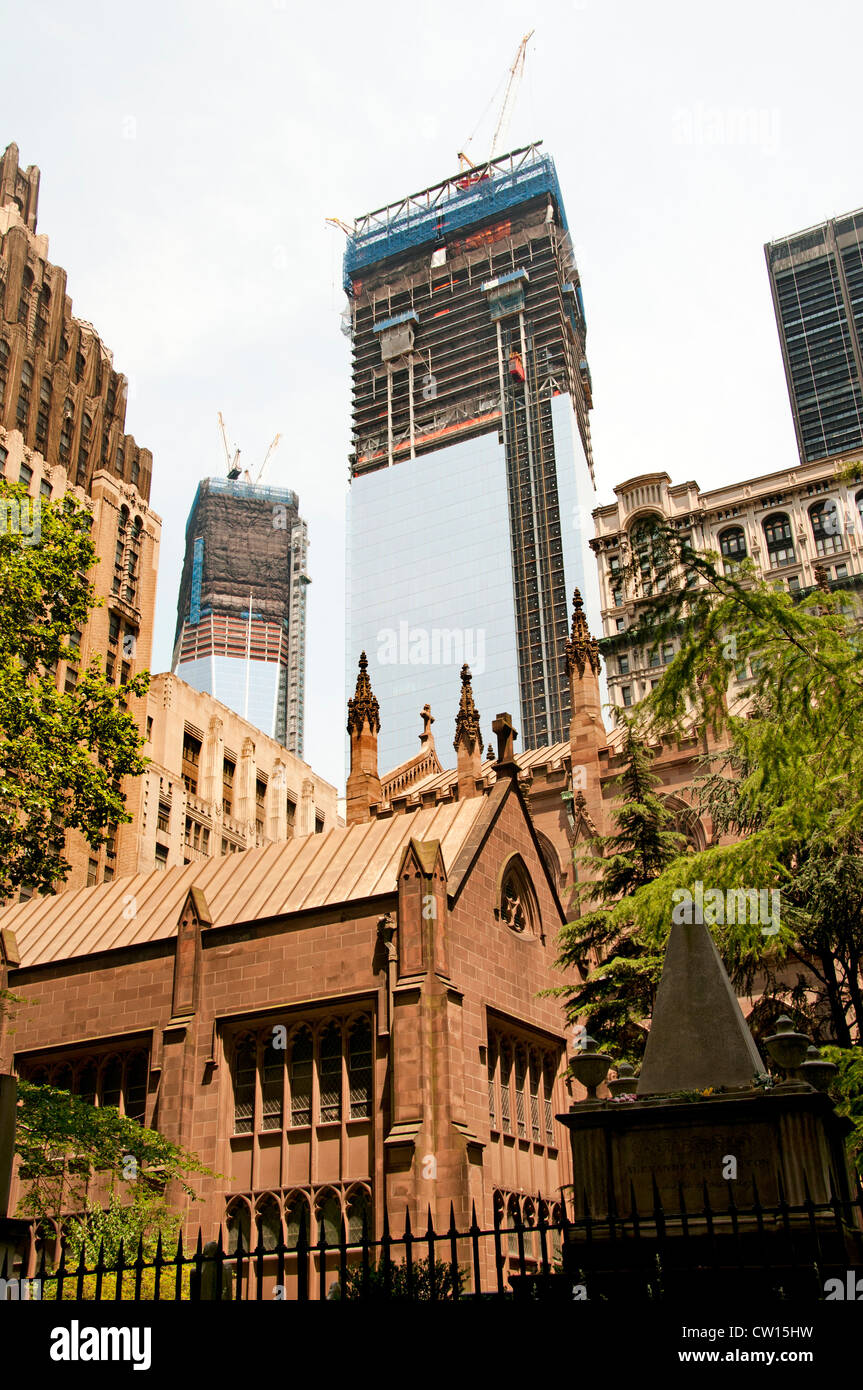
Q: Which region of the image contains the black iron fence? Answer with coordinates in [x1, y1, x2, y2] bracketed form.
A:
[2, 1181, 863, 1302]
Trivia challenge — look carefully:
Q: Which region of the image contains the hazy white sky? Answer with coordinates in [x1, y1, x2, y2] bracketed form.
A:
[5, 0, 861, 789]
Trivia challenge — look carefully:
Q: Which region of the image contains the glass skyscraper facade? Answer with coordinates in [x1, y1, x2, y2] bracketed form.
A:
[766, 209, 863, 464]
[343, 144, 600, 772]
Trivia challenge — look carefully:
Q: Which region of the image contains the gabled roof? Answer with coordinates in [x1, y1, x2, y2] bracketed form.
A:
[3, 800, 491, 971]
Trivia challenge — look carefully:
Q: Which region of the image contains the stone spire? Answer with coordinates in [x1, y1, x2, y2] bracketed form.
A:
[346, 652, 381, 825]
[453, 664, 483, 799]
[347, 650, 381, 736]
[565, 588, 601, 681]
[565, 588, 606, 831]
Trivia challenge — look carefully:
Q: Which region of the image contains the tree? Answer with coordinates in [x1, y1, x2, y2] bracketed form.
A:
[551, 720, 686, 1057]
[339, 1255, 465, 1301]
[552, 510, 863, 1057]
[0, 480, 149, 900]
[14, 1078, 214, 1235]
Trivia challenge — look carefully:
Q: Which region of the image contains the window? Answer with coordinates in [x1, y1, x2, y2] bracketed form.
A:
[77, 412, 92, 481]
[662, 642, 675, 664]
[809, 500, 843, 556]
[157, 802, 171, 833]
[857, 490, 863, 532]
[618, 653, 630, 675]
[719, 525, 747, 573]
[18, 268, 33, 325]
[16, 360, 33, 430]
[182, 730, 201, 795]
[622, 686, 632, 707]
[290, 1029, 313, 1126]
[762, 512, 795, 569]
[649, 647, 661, 668]
[154, 844, 168, 870]
[261, 1040, 282, 1131]
[348, 1017, 373, 1119]
[314, 813, 325, 834]
[22, 1048, 149, 1123]
[0, 338, 9, 409]
[611, 587, 623, 608]
[74, 350, 86, 383]
[35, 288, 50, 346]
[87, 857, 99, 886]
[835, 562, 848, 580]
[18, 461, 32, 487]
[59, 400, 74, 466]
[35, 376, 51, 450]
[615, 618, 625, 632]
[319, 1023, 342, 1123]
[233, 1037, 256, 1135]
[787, 574, 801, 594]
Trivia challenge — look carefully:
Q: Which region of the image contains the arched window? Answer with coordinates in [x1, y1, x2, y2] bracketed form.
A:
[261, 1038, 282, 1131]
[507, 1196, 521, 1256]
[233, 1036, 256, 1134]
[256, 1196, 281, 1252]
[718, 525, 747, 573]
[316, 1192, 341, 1247]
[225, 1200, 251, 1257]
[35, 286, 50, 346]
[289, 1028, 312, 1127]
[285, 1193, 309, 1250]
[497, 855, 539, 936]
[762, 512, 795, 569]
[543, 1056, 556, 1144]
[856, 490, 863, 532]
[319, 1023, 342, 1123]
[809, 499, 843, 555]
[347, 1016, 372, 1119]
[347, 1189, 371, 1244]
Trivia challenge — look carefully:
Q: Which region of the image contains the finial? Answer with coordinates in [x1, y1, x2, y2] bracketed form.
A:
[454, 663, 482, 754]
[347, 650, 381, 735]
[566, 587, 601, 680]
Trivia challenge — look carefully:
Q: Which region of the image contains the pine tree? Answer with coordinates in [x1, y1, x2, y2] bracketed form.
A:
[553, 719, 686, 1059]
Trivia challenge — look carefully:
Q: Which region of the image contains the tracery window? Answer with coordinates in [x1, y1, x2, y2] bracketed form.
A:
[230, 1013, 374, 1135]
[762, 512, 795, 569]
[20, 1047, 148, 1123]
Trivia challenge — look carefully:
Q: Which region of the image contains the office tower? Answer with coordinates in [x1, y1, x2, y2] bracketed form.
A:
[765, 209, 863, 464]
[0, 142, 159, 892]
[172, 477, 310, 756]
[343, 142, 599, 771]
[592, 458, 863, 716]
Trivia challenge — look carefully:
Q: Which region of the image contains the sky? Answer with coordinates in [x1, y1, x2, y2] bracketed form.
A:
[3, 0, 862, 791]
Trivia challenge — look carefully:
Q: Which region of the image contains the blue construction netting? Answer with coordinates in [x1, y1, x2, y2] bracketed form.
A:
[189, 535, 204, 626]
[343, 152, 569, 294]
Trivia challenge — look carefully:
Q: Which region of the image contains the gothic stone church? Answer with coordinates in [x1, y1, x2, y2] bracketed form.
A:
[0, 592, 718, 1274]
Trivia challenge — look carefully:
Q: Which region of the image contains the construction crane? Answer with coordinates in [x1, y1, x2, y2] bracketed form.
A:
[253, 433, 281, 486]
[490, 30, 534, 160]
[218, 411, 242, 479]
[458, 30, 534, 170]
[325, 216, 354, 235]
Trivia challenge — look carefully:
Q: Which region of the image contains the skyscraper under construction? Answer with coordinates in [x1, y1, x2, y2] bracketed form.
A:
[172, 477, 310, 757]
[343, 142, 599, 770]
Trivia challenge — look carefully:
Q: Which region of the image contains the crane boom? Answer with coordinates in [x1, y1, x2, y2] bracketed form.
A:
[254, 433, 281, 486]
[490, 30, 534, 161]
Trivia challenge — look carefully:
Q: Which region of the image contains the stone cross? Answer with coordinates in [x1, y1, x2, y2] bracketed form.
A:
[492, 712, 518, 766]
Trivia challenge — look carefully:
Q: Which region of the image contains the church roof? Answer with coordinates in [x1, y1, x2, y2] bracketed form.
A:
[2, 798, 490, 970]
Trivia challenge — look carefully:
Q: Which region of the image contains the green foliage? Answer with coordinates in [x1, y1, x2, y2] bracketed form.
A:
[0, 482, 149, 899]
[339, 1255, 465, 1300]
[550, 721, 686, 1058]
[820, 1046, 863, 1176]
[14, 1078, 215, 1227]
[553, 512, 863, 1060]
